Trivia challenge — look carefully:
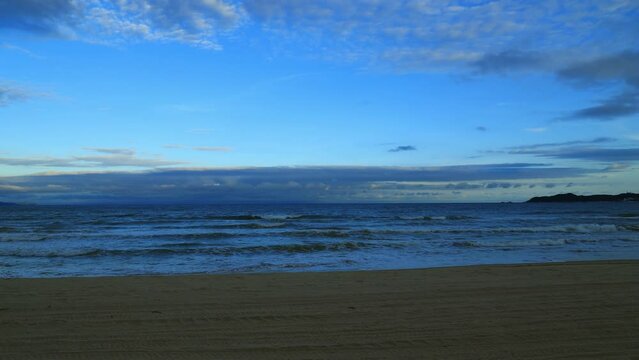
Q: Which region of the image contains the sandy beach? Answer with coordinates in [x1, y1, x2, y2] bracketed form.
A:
[1, 260, 638, 359]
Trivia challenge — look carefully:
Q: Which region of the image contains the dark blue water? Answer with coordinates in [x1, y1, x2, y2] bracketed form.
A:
[1, 203, 638, 277]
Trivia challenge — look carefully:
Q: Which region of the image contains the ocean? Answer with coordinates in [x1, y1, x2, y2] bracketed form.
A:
[1, 203, 638, 278]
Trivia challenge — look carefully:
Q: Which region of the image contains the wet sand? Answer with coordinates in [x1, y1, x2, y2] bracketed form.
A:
[1, 260, 638, 359]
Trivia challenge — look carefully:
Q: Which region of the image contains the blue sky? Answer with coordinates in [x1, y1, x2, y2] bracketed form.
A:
[1, 0, 638, 203]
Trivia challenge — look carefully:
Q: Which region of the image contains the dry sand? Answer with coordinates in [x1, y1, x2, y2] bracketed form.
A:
[1, 260, 638, 359]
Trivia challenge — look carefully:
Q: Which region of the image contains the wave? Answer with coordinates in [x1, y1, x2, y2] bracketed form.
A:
[0, 248, 105, 258]
[147, 232, 237, 240]
[453, 238, 570, 248]
[622, 225, 639, 232]
[206, 222, 289, 230]
[247, 242, 368, 253]
[159, 242, 205, 247]
[0, 241, 373, 258]
[95, 214, 339, 224]
[107, 213, 139, 218]
[395, 215, 474, 221]
[452, 241, 481, 248]
[0, 236, 49, 243]
[445, 215, 475, 220]
[276, 230, 351, 238]
[283, 214, 337, 220]
[313, 224, 624, 238]
[554, 224, 621, 233]
[205, 215, 263, 220]
[474, 224, 624, 234]
[0, 226, 16, 233]
[450, 236, 639, 249]
[220, 214, 342, 221]
[39, 222, 68, 232]
[617, 213, 639, 218]
[395, 216, 430, 221]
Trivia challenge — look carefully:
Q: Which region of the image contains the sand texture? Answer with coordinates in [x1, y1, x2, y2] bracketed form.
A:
[1, 260, 638, 359]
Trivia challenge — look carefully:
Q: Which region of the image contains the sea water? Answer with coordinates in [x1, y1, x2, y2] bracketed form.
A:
[1, 203, 638, 277]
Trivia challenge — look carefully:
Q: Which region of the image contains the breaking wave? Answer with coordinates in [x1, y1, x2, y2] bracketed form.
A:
[0, 241, 376, 258]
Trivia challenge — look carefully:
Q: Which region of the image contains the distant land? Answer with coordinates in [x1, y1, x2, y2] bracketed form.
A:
[527, 193, 639, 203]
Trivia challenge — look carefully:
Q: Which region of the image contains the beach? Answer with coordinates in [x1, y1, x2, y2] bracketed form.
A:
[1, 260, 638, 359]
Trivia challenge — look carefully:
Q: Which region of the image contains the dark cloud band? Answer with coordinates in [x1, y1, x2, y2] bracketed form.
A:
[0, 164, 597, 203]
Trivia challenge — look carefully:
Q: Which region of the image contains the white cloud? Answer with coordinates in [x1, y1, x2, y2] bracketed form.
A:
[82, 147, 136, 156]
[0, 83, 34, 107]
[242, 0, 638, 70]
[84, 0, 245, 49]
[0, 148, 184, 168]
[525, 127, 547, 133]
[2, 0, 636, 63]
[193, 146, 232, 152]
[0, 0, 244, 50]
[0, 184, 28, 192]
[1, 43, 42, 59]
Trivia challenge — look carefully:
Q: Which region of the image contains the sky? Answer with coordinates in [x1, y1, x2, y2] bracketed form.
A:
[0, 0, 638, 204]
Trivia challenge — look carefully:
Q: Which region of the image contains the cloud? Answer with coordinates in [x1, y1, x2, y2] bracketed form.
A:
[553, 51, 639, 121]
[1, 43, 42, 58]
[472, 49, 639, 121]
[501, 138, 639, 162]
[0, 84, 34, 107]
[472, 50, 546, 74]
[557, 51, 639, 87]
[0, 0, 243, 49]
[0, 184, 28, 192]
[604, 163, 630, 172]
[0, 163, 599, 203]
[84, 0, 243, 49]
[488, 137, 639, 163]
[0, 148, 183, 168]
[72, 154, 183, 167]
[388, 145, 416, 153]
[523, 148, 639, 162]
[0, 0, 78, 36]
[193, 146, 232, 152]
[473, 51, 639, 121]
[0, 156, 78, 167]
[164, 145, 232, 152]
[484, 182, 513, 189]
[243, 1, 637, 70]
[82, 147, 136, 155]
[505, 137, 616, 151]
[562, 90, 639, 121]
[445, 182, 482, 190]
[524, 127, 547, 133]
[2, 0, 636, 62]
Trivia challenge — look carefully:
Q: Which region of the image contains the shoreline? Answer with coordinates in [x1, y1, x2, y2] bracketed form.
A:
[2, 260, 638, 359]
[3, 257, 638, 280]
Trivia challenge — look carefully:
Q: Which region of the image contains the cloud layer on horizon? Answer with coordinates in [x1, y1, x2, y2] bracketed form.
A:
[0, 163, 606, 203]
